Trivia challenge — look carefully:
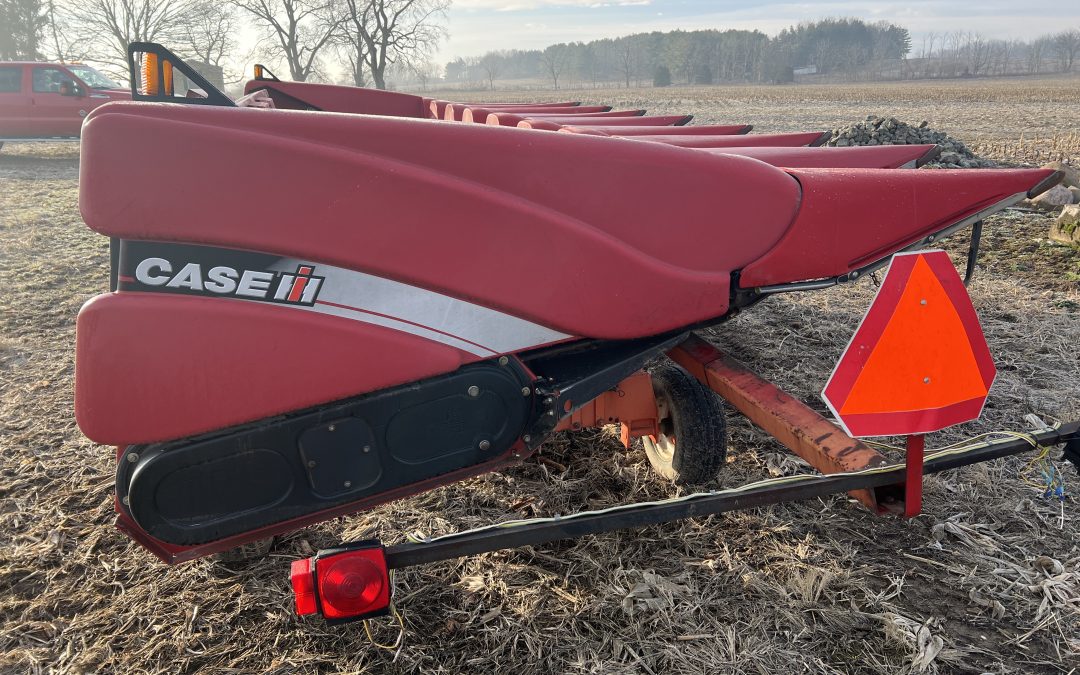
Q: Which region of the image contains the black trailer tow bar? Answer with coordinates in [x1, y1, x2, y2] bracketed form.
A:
[384, 421, 1079, 570]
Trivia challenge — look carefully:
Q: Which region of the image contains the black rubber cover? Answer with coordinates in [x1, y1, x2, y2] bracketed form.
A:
[121, 360, 533, 545]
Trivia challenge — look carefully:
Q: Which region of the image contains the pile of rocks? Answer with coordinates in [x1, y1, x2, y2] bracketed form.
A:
[1042, 161, 1080, 246]
[1053, 205, 1080, 246]
[827, 116, 996, 168]
[1033, 161, 1080, 205]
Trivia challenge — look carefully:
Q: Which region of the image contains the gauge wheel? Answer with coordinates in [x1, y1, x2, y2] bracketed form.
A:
[642, 362, 727, 485]
[214, 537, 276, 563]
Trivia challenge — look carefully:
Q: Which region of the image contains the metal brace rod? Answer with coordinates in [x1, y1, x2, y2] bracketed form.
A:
[384, 422, 1078, 570]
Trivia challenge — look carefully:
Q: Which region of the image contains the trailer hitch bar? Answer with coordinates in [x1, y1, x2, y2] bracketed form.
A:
[386, 421, 1078, 570]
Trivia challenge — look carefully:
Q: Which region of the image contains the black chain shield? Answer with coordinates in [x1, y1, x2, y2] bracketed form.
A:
[118, 360, 535, 546]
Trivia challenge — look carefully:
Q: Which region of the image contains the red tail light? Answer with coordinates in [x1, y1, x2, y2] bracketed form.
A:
[289, 541, 391, 624]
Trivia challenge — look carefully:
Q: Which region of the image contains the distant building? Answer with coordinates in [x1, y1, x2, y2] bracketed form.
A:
[174, 60, 225, 93]
[793, 65, 818, 76]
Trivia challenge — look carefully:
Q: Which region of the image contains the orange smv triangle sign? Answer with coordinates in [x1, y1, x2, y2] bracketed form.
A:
[822, 250, 996, 438]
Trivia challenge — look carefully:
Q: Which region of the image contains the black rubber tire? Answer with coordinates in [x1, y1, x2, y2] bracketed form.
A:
[643, 362, 727, 485]
[214, 537, 276, 563]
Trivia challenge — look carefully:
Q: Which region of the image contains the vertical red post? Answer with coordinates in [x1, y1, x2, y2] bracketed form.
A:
[904, 434, 925, 518]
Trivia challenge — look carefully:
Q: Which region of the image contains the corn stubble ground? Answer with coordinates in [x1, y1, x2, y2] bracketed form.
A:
[1, 77, 1079, 674]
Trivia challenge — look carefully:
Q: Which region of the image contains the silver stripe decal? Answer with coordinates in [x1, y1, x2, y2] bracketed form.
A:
[268, 260, 570, 356]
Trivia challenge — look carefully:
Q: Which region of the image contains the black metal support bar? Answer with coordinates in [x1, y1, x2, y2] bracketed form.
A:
[964, 220, 983, 286]
[126, 42, 235, 107]
[385, 422, 1079, 570]
[520, 331, 687, 451]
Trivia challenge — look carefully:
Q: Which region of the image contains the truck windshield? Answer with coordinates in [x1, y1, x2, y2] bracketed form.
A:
[68, 65, 124, 90]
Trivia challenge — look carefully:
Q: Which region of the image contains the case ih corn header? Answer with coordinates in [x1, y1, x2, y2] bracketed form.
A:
[73, 44, 1079, 626]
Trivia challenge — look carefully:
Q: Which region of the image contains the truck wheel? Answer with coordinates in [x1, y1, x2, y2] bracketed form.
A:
[214, 537, 276, 563]
[641, 363, 727, 485]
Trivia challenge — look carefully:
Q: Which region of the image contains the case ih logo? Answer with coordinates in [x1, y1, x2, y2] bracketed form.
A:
[134, 257, 324, 306]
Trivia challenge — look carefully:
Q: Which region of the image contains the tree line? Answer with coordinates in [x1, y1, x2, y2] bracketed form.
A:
[2, 2, 1079, 91]
[0, 0, 448, 89]
[444, 19, 1080, 90]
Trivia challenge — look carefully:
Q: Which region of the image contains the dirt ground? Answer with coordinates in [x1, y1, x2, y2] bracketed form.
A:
[1, 80, 1079, 674]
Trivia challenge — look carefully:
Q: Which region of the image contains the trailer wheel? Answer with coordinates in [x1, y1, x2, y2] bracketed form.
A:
[214, 537, 276, 563]
[642, 363, 727, 485]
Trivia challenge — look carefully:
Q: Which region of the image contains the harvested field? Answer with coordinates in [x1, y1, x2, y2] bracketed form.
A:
[1, 79, 1079, 673]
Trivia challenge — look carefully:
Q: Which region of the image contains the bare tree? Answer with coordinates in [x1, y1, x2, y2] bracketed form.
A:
[971, 33, 992, 75]
[337, 0, 448, 90]
[956, 31, 992, 76]
[1054, 29, 1080, 72]
[338, 40, 367, 86]
[666, 31, 694, 84]
[988, 39, 1010, 76]
[942, 30, 964, 76]
[918, 31, 936, 74]
[617, 39, 638, 87]
[42, 0, 89, 62]
[811, 38, 838, 75]
[540, 44, 569, 89]
[231, 0, 339, 81]
[59, 0, 198, 74]
[180, 1, 235, 68]
[460, 54, 481, 85]
[478, 51, 499, 90]
[577, 42, 602, 88]
[1028, 35, 1050, 73]
[409, 58, 439, 90]
[333, 0, 365, 87]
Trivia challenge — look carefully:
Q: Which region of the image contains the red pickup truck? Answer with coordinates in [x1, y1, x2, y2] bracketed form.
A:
[0, 62, 130, 141]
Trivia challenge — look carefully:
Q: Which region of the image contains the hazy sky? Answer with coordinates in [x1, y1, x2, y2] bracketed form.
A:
[439, 0, 1080, 60]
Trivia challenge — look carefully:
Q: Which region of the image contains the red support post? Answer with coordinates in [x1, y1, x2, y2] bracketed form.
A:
[904, 434, 925, 518]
